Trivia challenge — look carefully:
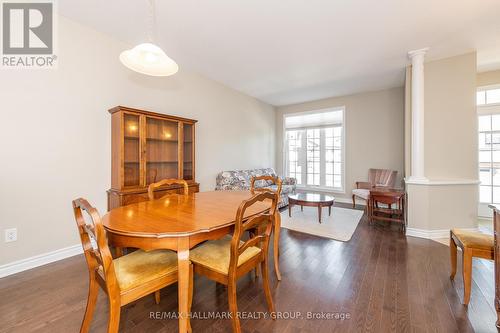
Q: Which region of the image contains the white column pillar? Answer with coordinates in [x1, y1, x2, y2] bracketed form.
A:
[408, 48, 429, 182]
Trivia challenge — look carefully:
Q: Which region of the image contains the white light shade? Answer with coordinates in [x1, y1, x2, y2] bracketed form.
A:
[119, 43, 178, 76]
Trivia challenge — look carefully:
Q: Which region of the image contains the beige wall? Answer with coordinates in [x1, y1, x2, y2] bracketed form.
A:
[477, 69, 500, 86]
[406, 52, 478, 232]
[276, 87, 405, 201]
[424, 52, 478, 180]
[407, 183, 478, 231]
[0, 16, 275, 265]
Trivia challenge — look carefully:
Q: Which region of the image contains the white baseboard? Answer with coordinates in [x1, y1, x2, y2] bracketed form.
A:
[0, 244, 82, 278]
[335, 197, 366, 206]
[406, 227, 478, 240]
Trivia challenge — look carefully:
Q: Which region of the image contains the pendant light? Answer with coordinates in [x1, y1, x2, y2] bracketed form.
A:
[119, 0, 178, 76]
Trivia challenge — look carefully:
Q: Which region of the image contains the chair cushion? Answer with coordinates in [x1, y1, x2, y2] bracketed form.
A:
[112, 249, 178, 291]
[451, 229, 494, 251]
[352, 189, 370, 200]
[190, 235, 261, 275]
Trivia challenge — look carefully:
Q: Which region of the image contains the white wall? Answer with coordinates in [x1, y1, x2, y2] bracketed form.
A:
[0, 16, 275, 265]
[275, 87, 405, 201]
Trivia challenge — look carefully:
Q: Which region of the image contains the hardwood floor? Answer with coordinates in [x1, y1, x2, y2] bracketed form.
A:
[0, 203, 497, 332]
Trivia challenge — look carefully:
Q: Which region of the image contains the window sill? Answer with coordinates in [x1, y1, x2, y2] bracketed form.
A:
[296, 185, 345, 194]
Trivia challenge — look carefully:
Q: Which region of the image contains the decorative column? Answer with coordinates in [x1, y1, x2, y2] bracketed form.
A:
[408, 48, 429, 182]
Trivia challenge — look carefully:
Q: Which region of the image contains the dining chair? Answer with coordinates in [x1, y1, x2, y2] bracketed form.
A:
[72, 198, 193, 333]
[148, 178, 189, 201]
[250, 175, 283, 197]
[450, 229, 494, 305]
[189, 191, 278, 333]
[250, 175, 282, 279]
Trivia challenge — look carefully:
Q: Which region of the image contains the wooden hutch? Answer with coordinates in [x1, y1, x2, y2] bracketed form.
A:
[107, 106, 199, 210]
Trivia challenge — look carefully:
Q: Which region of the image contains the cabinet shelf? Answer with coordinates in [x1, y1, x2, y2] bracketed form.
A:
[146, 137, 178, 142]
[147, 161, 178, 163]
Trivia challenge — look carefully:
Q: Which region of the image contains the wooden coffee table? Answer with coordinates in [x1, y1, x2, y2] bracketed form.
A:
[288, 193, 335, 223]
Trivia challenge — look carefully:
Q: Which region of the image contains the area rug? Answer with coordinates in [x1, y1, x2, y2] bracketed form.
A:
[280, 205, 364, 242]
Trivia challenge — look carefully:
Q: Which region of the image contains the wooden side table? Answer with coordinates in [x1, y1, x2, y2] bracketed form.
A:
[368, 188, 407, 232]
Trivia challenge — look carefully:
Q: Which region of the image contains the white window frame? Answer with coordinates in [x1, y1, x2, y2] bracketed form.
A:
[477, 84, 500, 108]
[282, 106, 346, 193]
[478, 84, 500, 217]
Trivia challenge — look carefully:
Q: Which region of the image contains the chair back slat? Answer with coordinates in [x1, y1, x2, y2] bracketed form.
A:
[368, 169, 397, 187]
[148, 178, 189, 200]
[250, 176, 282, 196]
[228, 191, 278, 276]
[72, 198, 120, 294]
[238, 235, 266, 255]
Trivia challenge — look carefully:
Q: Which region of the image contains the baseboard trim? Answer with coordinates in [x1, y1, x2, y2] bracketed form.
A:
[406, 227, 478, 240]
[0, 244, 82, 278]
[335, 197, 366, 206]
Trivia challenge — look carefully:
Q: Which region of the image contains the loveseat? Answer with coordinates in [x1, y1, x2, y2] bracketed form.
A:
[215, 168, 296, 208]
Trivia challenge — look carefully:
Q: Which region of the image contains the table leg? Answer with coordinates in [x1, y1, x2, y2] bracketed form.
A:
[328, 205, 331, 216]
[318, 206, 322, 223]
[301, 205, 303, 212]
[288, 202, 292, 217]
[177, 237, 191, 333]
[273, 211, 282, 281]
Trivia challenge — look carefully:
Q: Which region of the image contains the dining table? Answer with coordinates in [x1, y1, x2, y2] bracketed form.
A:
[101, 190, 282, 333]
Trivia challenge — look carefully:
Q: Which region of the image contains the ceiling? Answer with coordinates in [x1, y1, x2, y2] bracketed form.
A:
[59, 0, 500, 106]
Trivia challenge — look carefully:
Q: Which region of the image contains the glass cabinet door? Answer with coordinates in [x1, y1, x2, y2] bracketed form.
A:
[145, 117, 179, 185]
[183, 123, 194, 181]
[123, 113, 141, 187]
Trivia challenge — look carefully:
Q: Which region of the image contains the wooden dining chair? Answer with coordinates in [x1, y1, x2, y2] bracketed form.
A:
[72, 198, 193, 333]
[189, 191, 278, 333]
[250, 175, 282, 197]
[148, 178, 189, 200]
[250, 175, 282, 279]
[450, 229, 494, 305]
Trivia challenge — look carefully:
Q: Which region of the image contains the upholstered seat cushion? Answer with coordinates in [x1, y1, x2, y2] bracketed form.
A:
[352, 188, 370, 200]
[111, 249, 178, 291]
[190, 235, 261, 275]
[451, 229, 494, 250]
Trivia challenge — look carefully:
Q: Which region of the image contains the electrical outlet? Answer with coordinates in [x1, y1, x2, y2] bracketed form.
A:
[5, 228, 17, 243]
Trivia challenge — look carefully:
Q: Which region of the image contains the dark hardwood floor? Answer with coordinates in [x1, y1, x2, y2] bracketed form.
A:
[0, 203, 497, 332]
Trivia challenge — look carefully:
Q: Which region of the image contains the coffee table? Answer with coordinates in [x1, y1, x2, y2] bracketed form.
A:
[288, 193, 335, 223]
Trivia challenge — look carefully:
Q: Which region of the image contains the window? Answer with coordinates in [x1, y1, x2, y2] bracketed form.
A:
[478, 114, 500, 204]
[477, 88, 500, 106]
[284, 108, 344, 191]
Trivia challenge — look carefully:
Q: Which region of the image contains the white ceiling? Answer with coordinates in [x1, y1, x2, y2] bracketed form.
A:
[59, 0, 500, 106]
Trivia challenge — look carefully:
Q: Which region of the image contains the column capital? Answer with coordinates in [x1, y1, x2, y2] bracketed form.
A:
[408, 47, 429, 59]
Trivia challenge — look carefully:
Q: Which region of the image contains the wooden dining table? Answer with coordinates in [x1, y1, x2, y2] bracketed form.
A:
[101, 190, 282, 333]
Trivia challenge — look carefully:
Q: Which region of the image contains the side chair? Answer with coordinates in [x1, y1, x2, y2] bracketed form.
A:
[189, 191, 278, 333]
[148, 178, 189, 201]
[72, 198, 193, 333]
[250, 175, 283, 280]
[352, 168, 397, 208]
[450, 229, 494, 305]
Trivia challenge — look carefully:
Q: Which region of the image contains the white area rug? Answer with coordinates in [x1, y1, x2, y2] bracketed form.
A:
[281, 206, 364, 242]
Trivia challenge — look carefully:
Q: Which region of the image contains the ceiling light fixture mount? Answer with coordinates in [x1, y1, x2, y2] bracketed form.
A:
[119, 0, 178, 77]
